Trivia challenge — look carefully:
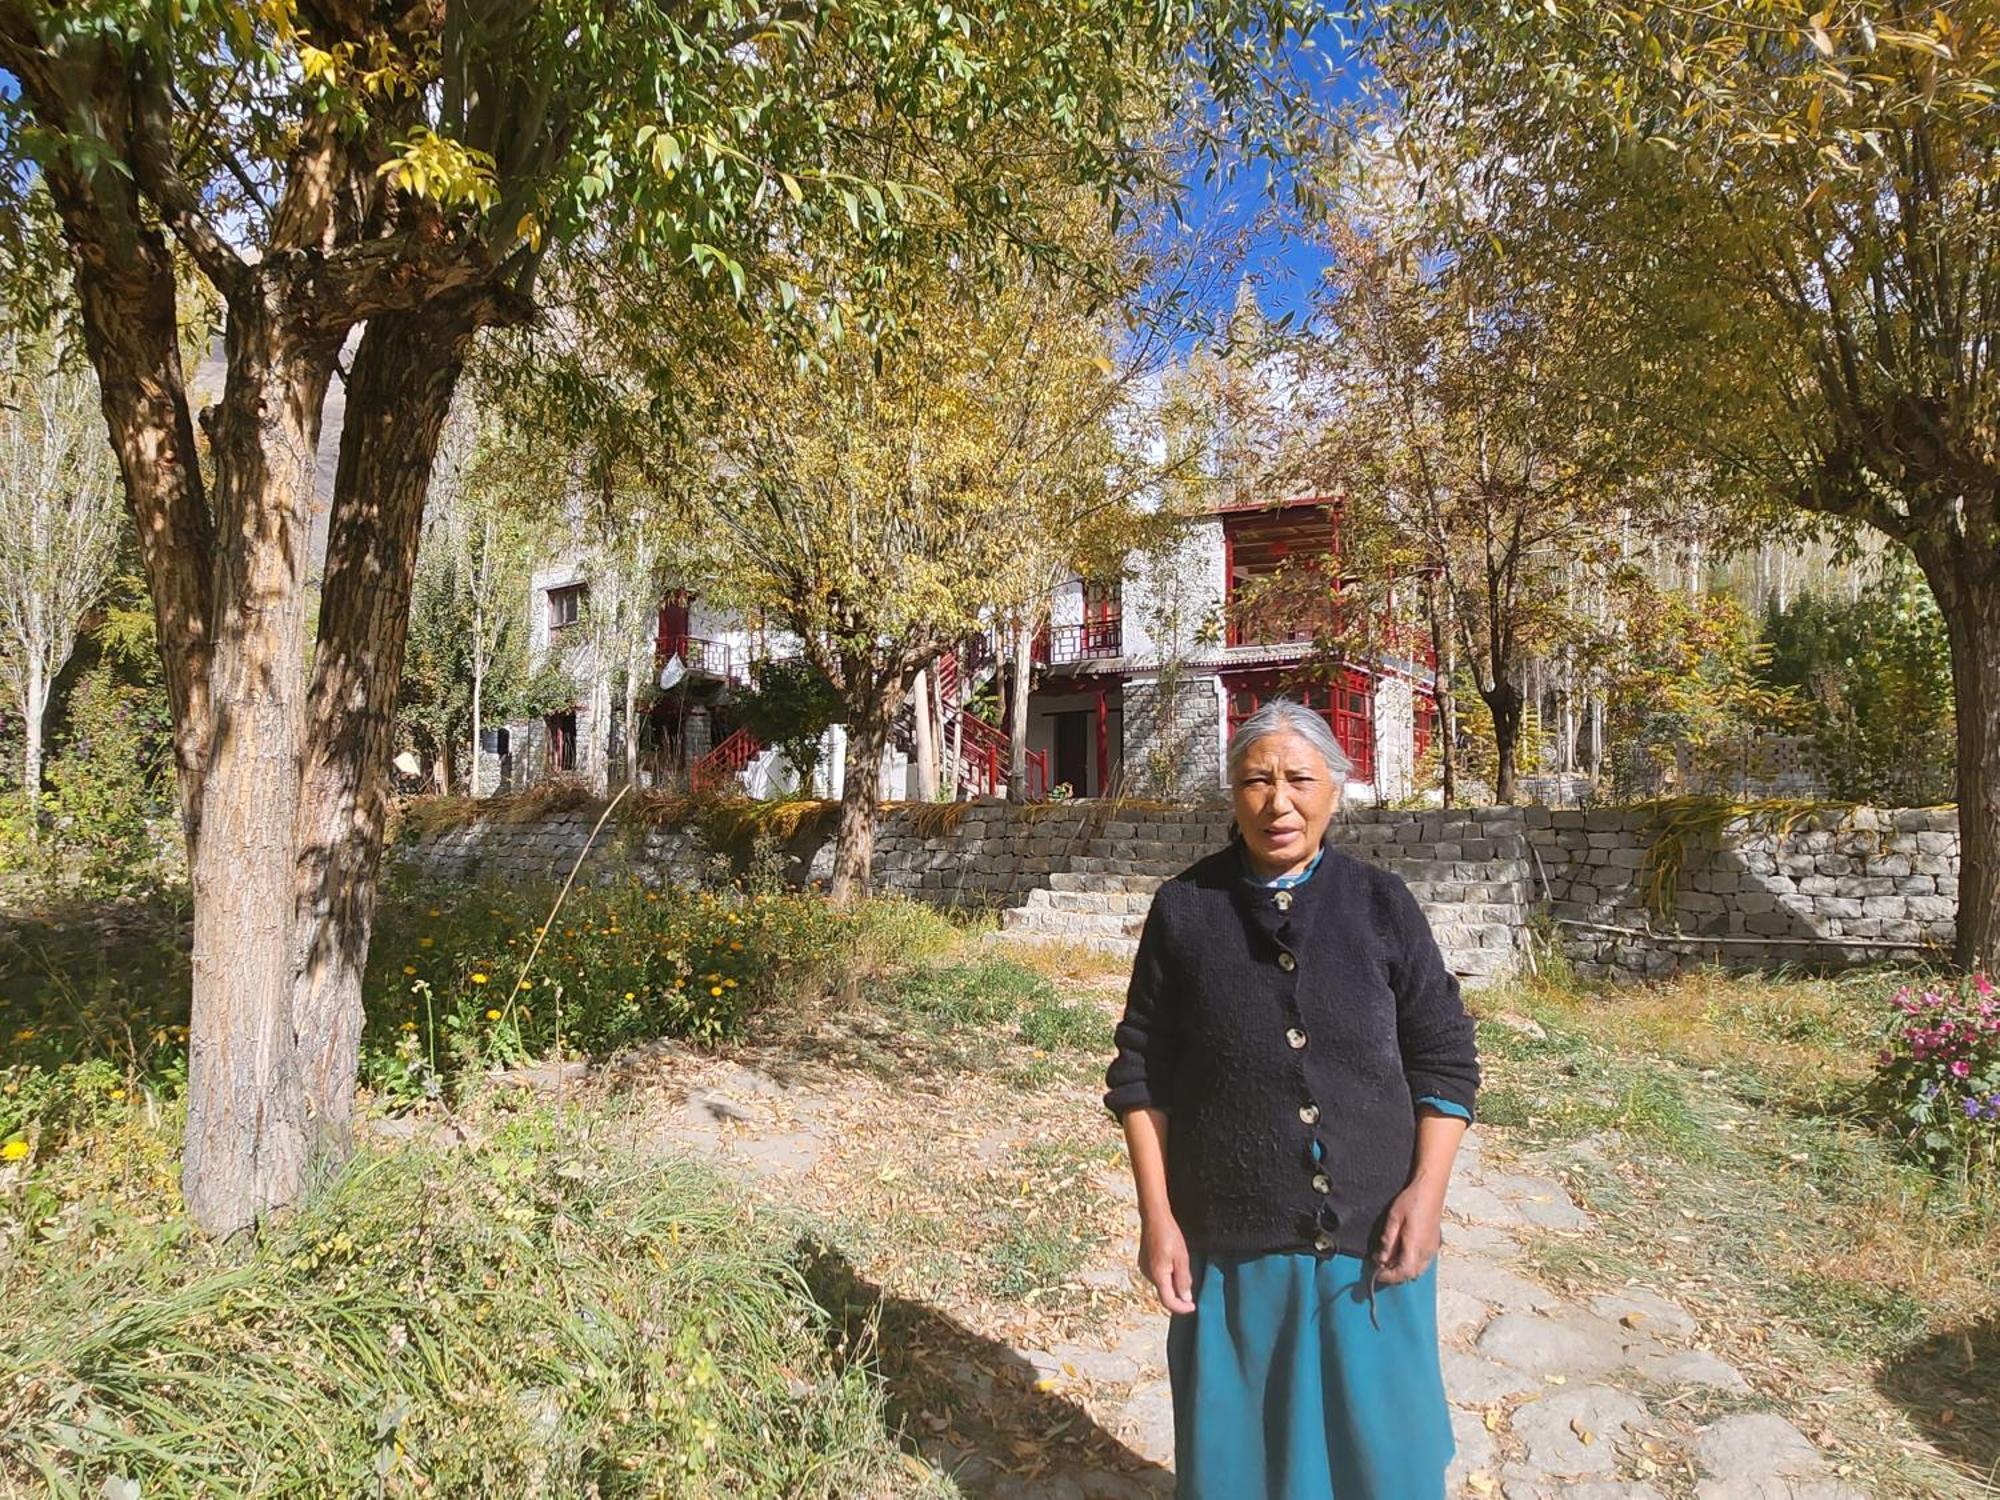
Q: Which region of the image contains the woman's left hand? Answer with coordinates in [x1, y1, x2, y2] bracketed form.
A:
[1372, 1179, 1447, 1285]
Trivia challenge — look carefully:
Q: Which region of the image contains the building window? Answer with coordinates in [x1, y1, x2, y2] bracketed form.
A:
[1224, 667, 1376, 784]
[548, 583, 586, 631]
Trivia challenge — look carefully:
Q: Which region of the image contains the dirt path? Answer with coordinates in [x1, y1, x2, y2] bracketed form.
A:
[608, 967, 1869, 1500]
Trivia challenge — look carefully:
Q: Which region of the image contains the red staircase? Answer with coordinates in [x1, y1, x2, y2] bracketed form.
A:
[690, 726, 762, 793]
[900, 641, 1049, 800]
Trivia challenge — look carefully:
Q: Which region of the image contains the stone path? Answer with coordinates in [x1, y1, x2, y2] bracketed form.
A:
[624, 1046, 1868, 1500]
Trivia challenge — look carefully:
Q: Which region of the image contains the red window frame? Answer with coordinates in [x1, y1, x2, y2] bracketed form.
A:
[1224, 667, 1376, 785]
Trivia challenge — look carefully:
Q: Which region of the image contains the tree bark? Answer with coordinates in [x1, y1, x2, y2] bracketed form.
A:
[42, 171, 215, 850]
[912, 666, 937, 799]
[1915, 544, 2000, 970]
[181, 295, 339, 1237]
[1007, 615, 1032, 802]
[470, 591, 486, 801]
[623, 640, 642, 789]
[290, 305, 480, 1147]
[1482, 674, 1523, 805]
[22, 656, 45, 824]
[830, 668, 905, 904]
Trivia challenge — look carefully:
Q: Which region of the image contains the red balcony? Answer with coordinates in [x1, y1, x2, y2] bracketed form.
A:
[655, 633, 740, 684]
[1033, 613, 1124, 666]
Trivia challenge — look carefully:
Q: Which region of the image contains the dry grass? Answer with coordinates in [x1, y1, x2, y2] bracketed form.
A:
[1472, 965, 1998, 1498]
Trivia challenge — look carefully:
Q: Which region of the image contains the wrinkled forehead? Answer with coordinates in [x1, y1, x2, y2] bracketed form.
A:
[1232, 729, 1336, 779]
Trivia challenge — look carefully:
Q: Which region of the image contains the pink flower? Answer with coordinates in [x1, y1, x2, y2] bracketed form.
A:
[1977, 973, 1994, 996]
[1952, 1059, 1972, 1078]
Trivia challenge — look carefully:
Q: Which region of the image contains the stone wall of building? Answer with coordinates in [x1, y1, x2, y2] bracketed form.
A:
[1119, 675, 1224, 800]
[399, 798, 1962, 985]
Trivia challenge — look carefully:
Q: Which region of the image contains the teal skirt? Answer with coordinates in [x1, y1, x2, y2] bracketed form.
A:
[1167, 1252, 1453, 1500]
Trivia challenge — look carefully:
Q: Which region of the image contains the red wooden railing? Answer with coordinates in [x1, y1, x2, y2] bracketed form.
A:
[1032, 614, 1123, 665]
[955, 710, 1048, 799]
[656, 633, 740, 683]
[691, 726, 762, 793]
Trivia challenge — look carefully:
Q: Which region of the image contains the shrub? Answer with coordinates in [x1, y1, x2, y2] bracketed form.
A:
[1, 1109, 910, 1496]
[1868, 974, 2000, 1199]
[364, 878, 857, 1099]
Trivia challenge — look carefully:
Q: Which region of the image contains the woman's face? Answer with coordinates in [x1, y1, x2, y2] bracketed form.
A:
[1231, 729, 1340, 878]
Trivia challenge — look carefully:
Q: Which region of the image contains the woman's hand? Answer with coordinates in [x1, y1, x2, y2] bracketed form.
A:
[1139, 1210, 1197, 1314]
[1373, 1178, 1447, 1286]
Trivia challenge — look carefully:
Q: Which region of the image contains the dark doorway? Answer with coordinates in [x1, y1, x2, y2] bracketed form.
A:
[1051, 710, 1090, 796]
[545, 710, 577, 774]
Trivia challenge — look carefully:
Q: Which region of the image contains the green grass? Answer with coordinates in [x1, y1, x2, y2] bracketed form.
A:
[0, 1104, 920, 1498]
[884, 956, 1111, 1083]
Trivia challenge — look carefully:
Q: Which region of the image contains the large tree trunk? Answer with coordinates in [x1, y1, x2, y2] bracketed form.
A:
[1916, 544, 2000, 970]
[181, 301, 339, 1237]
[44, 174, 215, 850]
[830, 670, 905, 904]
[1007, 616, 1032, 802]
[1482, 674, 1523, 806]
[290, 305, 479, 1146]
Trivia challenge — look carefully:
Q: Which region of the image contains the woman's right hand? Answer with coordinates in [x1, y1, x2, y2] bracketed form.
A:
[1139, 1211, 1196, 1314]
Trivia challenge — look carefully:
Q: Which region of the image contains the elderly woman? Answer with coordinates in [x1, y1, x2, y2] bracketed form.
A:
[1104, 698, 1480, 1499]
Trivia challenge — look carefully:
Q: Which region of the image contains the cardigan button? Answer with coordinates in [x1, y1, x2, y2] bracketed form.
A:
[1276, 951, 1296, 972]
[1298, 1103, 1320, 1124]
[1312, 1173, 1331, 1194]
[1273, 889, 1293, 911]
[1313, 1233, 1335, 1253]
[1286, 1028, 1307, 1050]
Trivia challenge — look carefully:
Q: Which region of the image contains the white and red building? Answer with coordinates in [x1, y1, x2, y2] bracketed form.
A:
[495, 494, 1437, 804]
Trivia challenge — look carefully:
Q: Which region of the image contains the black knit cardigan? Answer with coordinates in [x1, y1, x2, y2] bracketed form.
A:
[1103, 840, 1481, 1260]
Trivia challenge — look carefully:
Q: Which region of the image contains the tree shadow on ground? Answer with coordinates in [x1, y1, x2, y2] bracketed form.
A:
[1876, 1313, 2000, 1486]
[796, 1236, 1172, 1499]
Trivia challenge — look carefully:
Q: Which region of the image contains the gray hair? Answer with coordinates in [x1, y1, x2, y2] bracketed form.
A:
[1226, 697, 1353, 786]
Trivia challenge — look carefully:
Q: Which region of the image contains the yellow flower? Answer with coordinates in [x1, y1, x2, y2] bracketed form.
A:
[10, 1028, 35, 1045]
[728, 941, 743, 952]
[723, 979, 737, 989]
[428, 908, 441, 918]
[419, 937, 435, 949]
[624, 991, 636, 1002]
[710, 986, 723, 997]
[486, 1009, 502, 1021]
[400, 1021, 417, 1032]
[109, 1087, 126, 1101]
[470, 973, 489, 985]
[402, 965, 417, 976]
[1, 1140, 27, 1163]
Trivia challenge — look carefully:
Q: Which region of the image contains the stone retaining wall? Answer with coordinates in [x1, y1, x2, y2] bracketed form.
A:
[399, 798, 1961, 984]
[1526, 805, 1958, 980]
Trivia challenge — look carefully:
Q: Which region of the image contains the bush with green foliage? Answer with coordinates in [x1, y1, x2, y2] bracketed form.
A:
[0, 582, 178, 899]
[734, 659, 843, 795]
[1598, 576, 1800, 798]
[1760, 559, 1955, 806]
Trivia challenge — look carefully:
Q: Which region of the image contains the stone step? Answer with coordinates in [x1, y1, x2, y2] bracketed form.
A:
[1022, 887, 1159, 916]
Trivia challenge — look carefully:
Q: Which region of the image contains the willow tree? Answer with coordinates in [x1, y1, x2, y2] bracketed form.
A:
[1373, 2, 2000, 961]
[0, 0, 1325, 1233]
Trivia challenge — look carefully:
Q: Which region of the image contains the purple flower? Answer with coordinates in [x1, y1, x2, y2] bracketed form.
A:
[1967, 1096, 1985, 1119]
